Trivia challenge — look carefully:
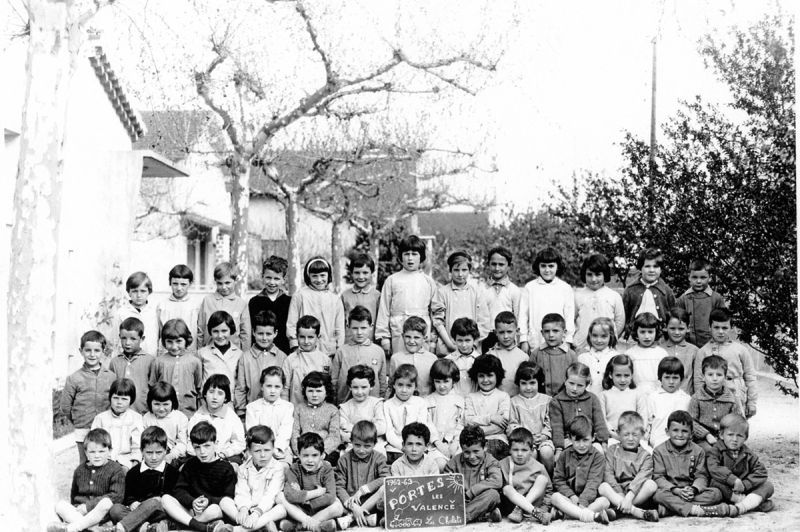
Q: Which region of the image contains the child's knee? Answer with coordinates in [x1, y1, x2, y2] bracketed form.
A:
[538, 446, 554, 460]
[330, 499, 344, 516]
[96, 498, 114, 512]
[501, 485, 515, 497]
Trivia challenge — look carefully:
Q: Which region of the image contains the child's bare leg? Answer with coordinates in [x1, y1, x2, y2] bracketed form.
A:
[597, 483, 625, 508]
[311, 500, 344, 522]
[160, 494, 221, 527]
[64, 498, 113, 532]
[588, 497, 610, 513]
[54, 501, 84, 524]
[252, 505, 288, 529]
[537, 446, 555, 478]
[550, 493, 598, 523]
[435, 457, 447, 472]
[633, 480, 658, 507]
[219, 497, 238, 521]
[276, 493, 318, 530]
[359, 490, 383, 514]
[195, 504, 223, 522]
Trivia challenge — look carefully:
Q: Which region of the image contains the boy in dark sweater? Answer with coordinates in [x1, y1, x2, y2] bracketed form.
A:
[107, 426, 179, 532]
[335, 421, 390, 527]
[443, 424, 503, 523]
[48, 429, 126, 532]
[160, 421, 237, 532]
[277, 432, 345, 532]
[248, 256, 292, 354]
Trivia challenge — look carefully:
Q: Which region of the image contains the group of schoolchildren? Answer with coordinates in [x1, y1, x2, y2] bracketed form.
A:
[52, 236, 774, 532]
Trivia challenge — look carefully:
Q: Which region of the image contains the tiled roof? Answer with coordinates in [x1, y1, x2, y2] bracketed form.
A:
[134, 110, 220, 162]
[418, 211, 490, 239]
[88, 46, 146, 142]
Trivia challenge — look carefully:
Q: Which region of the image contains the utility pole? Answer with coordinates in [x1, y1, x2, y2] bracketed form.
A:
[648, 36, 658, 227]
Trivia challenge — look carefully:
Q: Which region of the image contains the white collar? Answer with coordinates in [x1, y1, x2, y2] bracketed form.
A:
[140, 461, 166, 473]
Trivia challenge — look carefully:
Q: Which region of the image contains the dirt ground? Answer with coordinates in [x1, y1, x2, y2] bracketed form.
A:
[54, 376, 799, 532]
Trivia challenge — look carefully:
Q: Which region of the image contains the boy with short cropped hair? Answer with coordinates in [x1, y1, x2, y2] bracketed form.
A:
[707, 413, 774, 515]
[109, 317, 154, 414]
[446, 317, 480, 397]
[160, 421, 237, 532]
[277, 432, 345, 532]
[480, 246, 522, 354]
[652, 410, 726, 517]
[198, 262, 251, 351]
[62, 330, 117, 465]
[487, 311, 529, 397]
[387, 316, 438, 398]
[689, 355, 741, 452]
[157, 264, 199, 354]
[331, 306, 387, 404]
[676, 258, 726, 348]
[390, 422, 440, 476]
[116, 271, 160, 356]
[498, 428, 552, 525]
[529, 314, 578, 397]
[335, 420, 389, 527]
[107, 426, 180, 532]
[48, 429, 125, 532]
[248, 256, 292, 355]
[281, 315, 332, 404]
[647, 357, 692, 448]
[693, 308, 757, 418]
[622, 248, 676, 339]
[234, 310, 287, 416]
[91, 378, 144, 469]
[341, 254, 381, 344]
[444, 424, 503, 523]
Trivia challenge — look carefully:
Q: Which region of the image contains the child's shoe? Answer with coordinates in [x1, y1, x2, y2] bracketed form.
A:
[642, 509, 659, 522]
[46, 523, 68, 532]
[279, 520, 297, 532]
[335, 516, 353, 530]
[757, 500, 775, 513]
[550, 509, 564, 521]
[265, 522, 280, 532]
[508, 506, 524, 523]
[363, 514, 378, 527]
[701, 504, 730, 518]
[211, 521, 233, 532]
[593, 511, 610, 525]
[489, 508, 502, 523]
[657, 505, 669, 518]
[728, 504, 740, 517]
[530, 509, 551, 526]
[318, 519, 338, 532]
[605, 509, 617, 522]
[102, 524, 119, 532]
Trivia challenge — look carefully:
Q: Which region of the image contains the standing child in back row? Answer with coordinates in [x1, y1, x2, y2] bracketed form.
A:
[341, 254, 381, 344]
[622, 248, 676, 341]
[676, 258, 726, 348]
[197, 262, 251, 351]
[520, 248, 575, 355]
[157, 264, 199, 354]
[574, 254, 625, 354]
[480, 246, 522, 354]
[248, 256, 292, 355]
[116, 272, 160, 356]
[287, 257, 345, 356]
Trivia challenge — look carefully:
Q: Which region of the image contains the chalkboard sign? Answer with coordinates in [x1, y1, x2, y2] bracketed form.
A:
[384, 474, 466, 529]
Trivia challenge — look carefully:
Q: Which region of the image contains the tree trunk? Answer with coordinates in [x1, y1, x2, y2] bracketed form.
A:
[285, 191, 302, 293]
[331, 220, 343, 292]
[230, 157, 251, 295]
[8, 2, 88, 529]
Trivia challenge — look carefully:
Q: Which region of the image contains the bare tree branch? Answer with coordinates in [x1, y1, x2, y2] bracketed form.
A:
[294, 0, 336, 85]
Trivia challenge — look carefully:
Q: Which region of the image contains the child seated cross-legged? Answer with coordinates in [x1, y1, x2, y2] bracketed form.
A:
[707, 413, 774, 516]
[160, 421, 237, 532]
[426, 359, 466, 461]
[245, 366, 294, 463]
[277, 432, 346, 532]
[143, 382, 189, 465]
[335, 420, 390, 528]
[498, 428, 553, 525]
[443, 424, 503, 523]
[465, 354, 511, 461]
[47, 429, 125, 532]
[689, 355, 741, 453]
[550, 416, 612, 525]
[291, 372, 341, 467]
[387, 316, 438, 398]
[107, 426, 180, 532]
[652, 410, 727, 518]
[506, 361, 554, 477]
[340, 365, 386, 455]
[218, 425, 288, 532]
[597, 412, 659, 522]
[91, 378, 144, 469]
[389, 422, 440, 476]
[646, 357, 691, 449]
[189, 374, 246, 466]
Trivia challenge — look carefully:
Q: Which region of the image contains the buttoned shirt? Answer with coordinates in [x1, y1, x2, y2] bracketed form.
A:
[188, 404, 246, 458]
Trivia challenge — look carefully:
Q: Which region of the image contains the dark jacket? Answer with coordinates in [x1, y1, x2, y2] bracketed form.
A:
[549, 389, 609, 449]
[706, 440, 768, 491]
[553, 446, 605, 507]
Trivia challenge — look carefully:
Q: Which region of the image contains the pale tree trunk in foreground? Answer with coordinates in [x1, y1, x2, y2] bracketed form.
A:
[331, 219, 344, 292]
[7, 2, 99, 530]
[230, 158, 252, 295]
[284, 191, 302, 293]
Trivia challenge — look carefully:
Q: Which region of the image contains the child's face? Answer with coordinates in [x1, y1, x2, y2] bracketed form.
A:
[640, 258, 662, 284]
[665, 318, 688, 344]
[476, 372, 498, 393]
[401, 250, 421, 271]
[538, 262, 558, 282]
[309, 272, 329, 291]
[666, 421, 691, 448]
[402, 434, 427, 463]
[564, 374, 588, 398]
[210, 322, 232, 347]
[349, 377, 372, 403]
[215, 275, 236, 297]
[689, 269, 710, 293]
[434, 377, 454, 396]
[721, 426, 747, 452]
[703, 367, 726, 392]
[298, 446, 324, 471]
[518, 378, 538, 398]
[297, 327, 319, 352]
[619, 426, 643, 452]
[402, 330, 425, 354]
[205, 386, 227, 413]
[85, 441, 111, 467]
[636, 327, 657, 347]
[454, 334, 475, 355]
[170, 277, 191, 299]
[710, 320, 732, 344]
[128, 284, 150, 308]
[142, 442, 167, 469]
[119, 329, 143, 355]
[349, 319, 372, 345]
[254, 325, 276, 349]
[351, 265, 372, 289]
[305, 385, 326, 406]
[80, 341, 104, 369]
[151, 399, 173, 419]
[589, 325, 611, 351]
[495, 322, 517, 349]
[250, 441, 275, 469]
[571, 434, 593, 455]
[660, 372, 682, 393]
[262, 269, 285, 295]
[488, 253, 510, 281]
[450, 262, 470, 286]
[462, 442, 487, 466]
[261, 376, 283, 404]
[393, 377, 416, 401]
[542, 322, 565, 348]
[509, 441, 533, 466]
[611, 364, 632, 390]
[110, 393, 131, 416]
[164, 337, 187, 356]
[352, 438, 376, 461]
[585, 270, 605, 291]
[193, 441, 217, 463]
